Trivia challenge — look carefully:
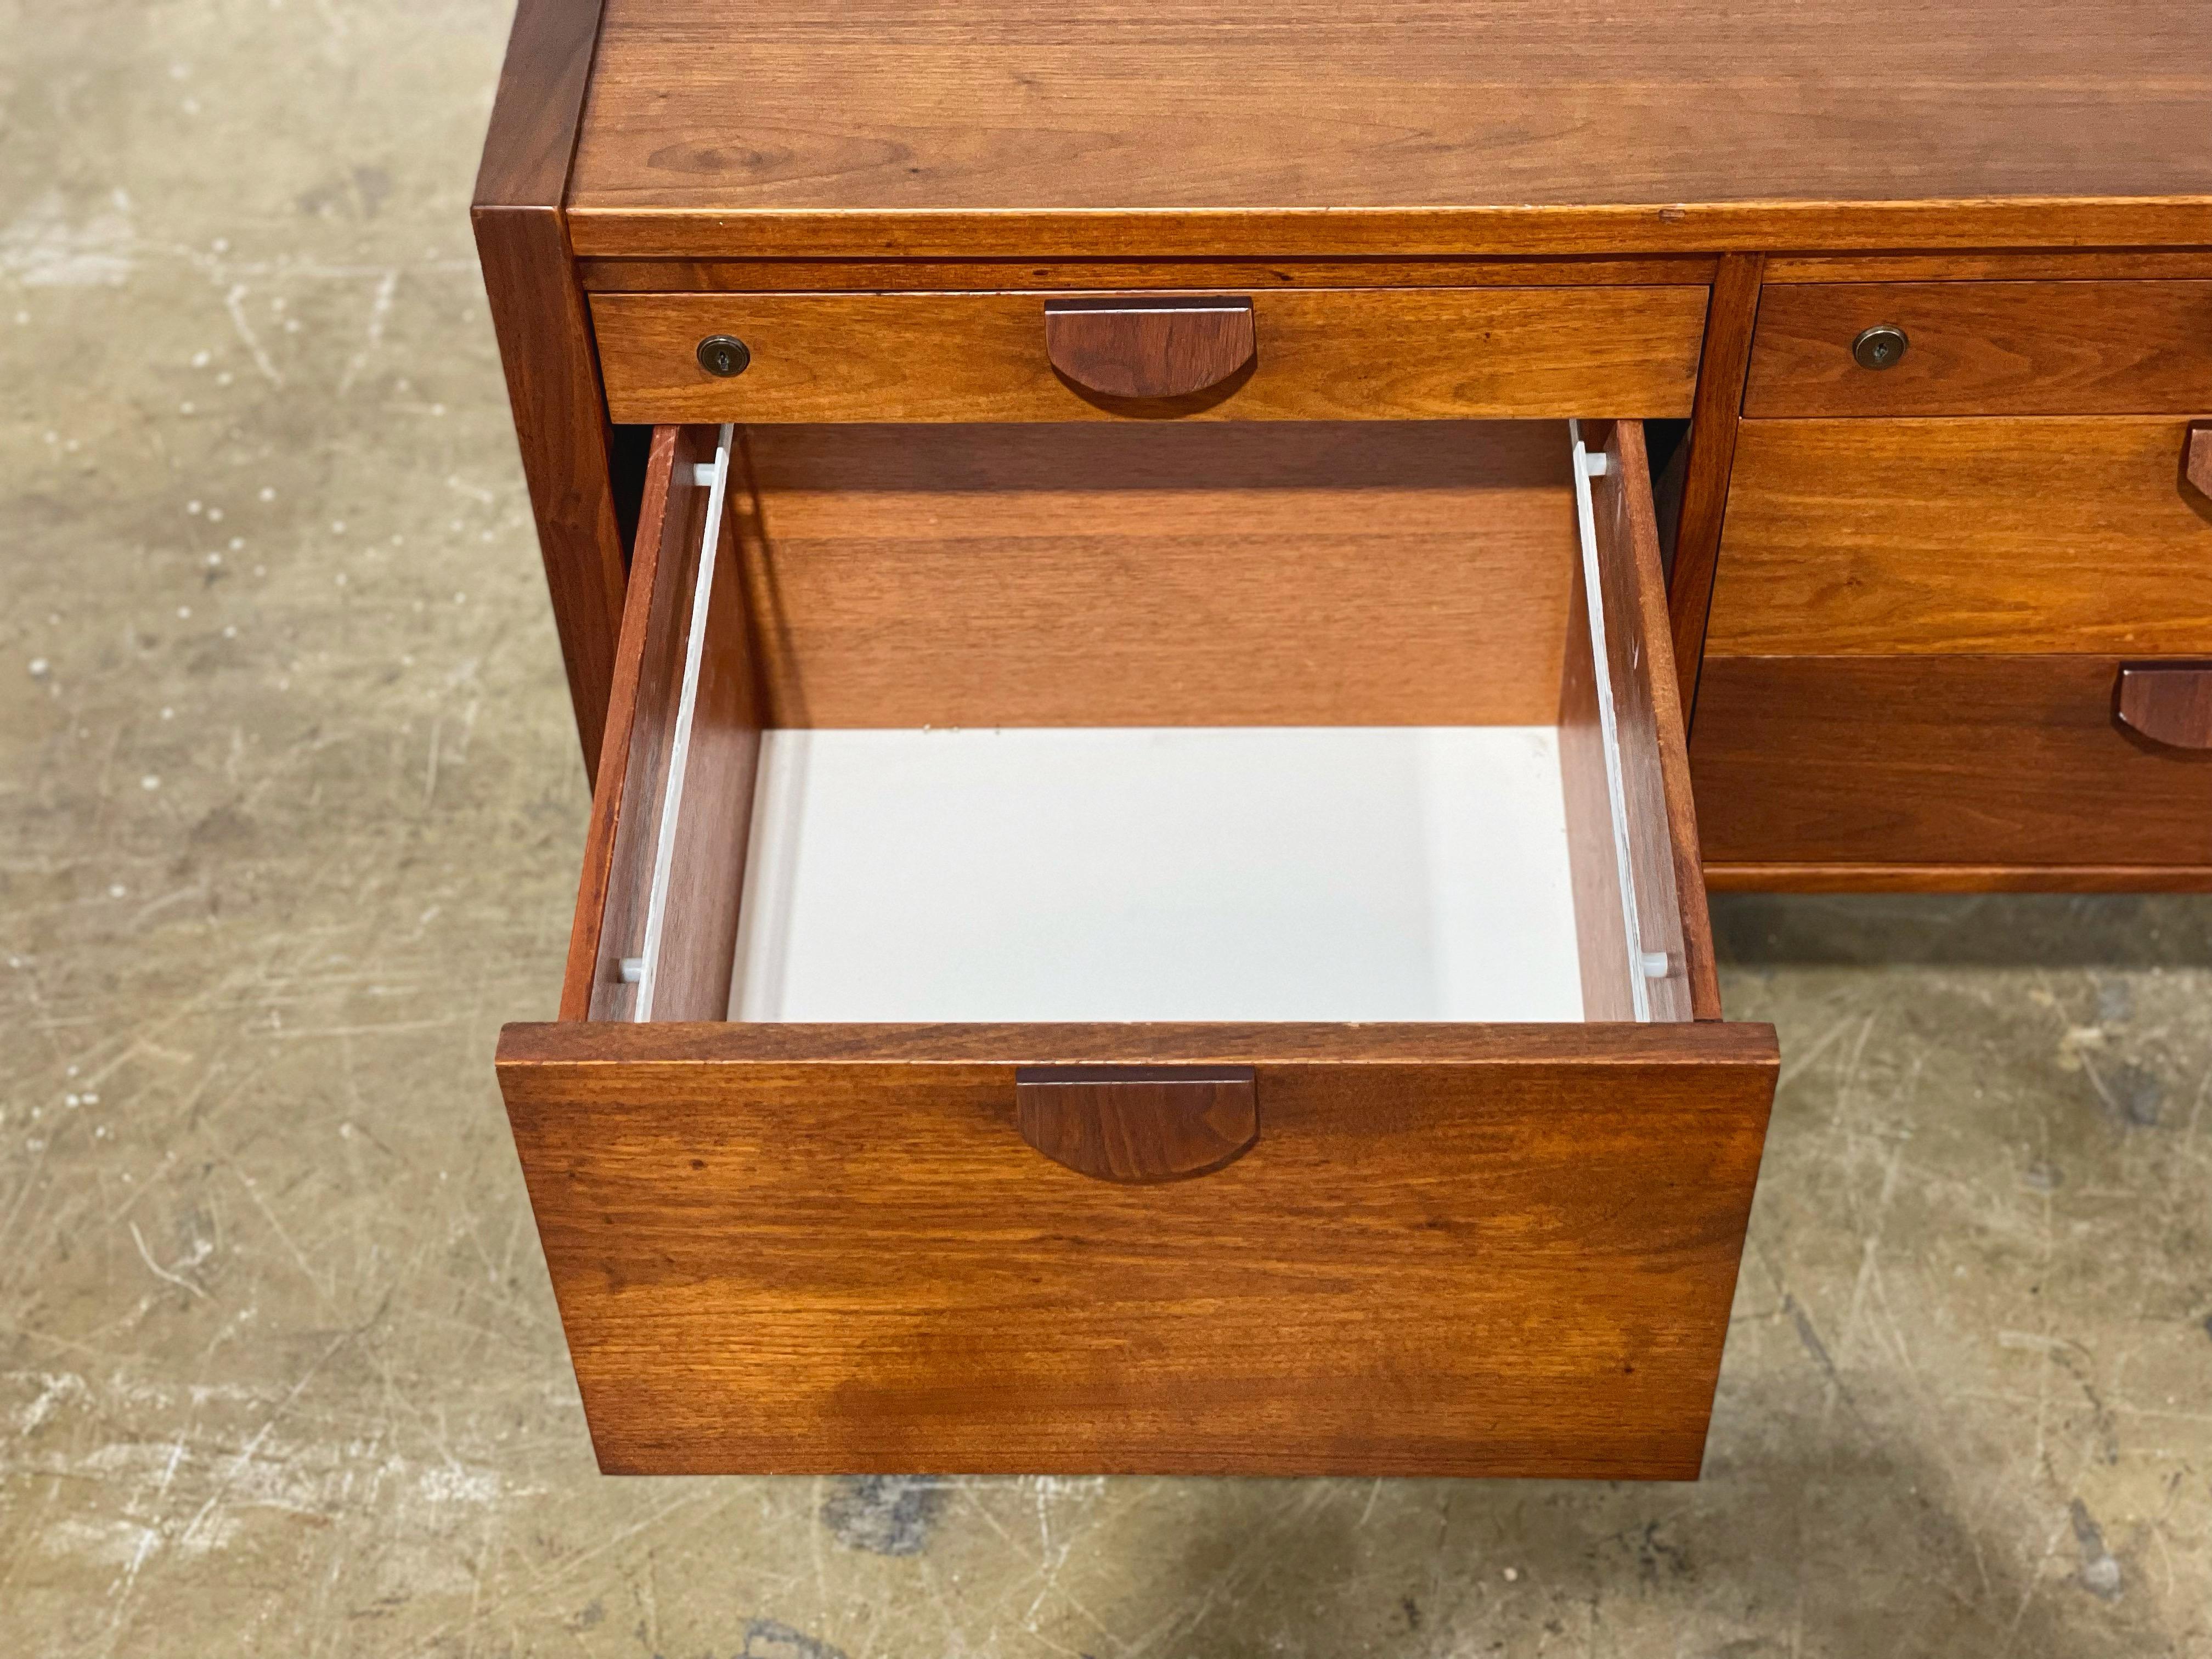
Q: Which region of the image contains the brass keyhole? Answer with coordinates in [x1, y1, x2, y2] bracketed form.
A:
[696, 335, 751, 378]
[1852, 324, 1909, 371]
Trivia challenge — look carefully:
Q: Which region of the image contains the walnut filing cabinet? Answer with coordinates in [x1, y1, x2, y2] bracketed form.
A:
[474, 0, 2212, 1477]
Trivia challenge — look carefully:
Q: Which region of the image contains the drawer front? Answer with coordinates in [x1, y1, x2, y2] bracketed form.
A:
[499, 1021, 1776, 1477]
[1692, 655, 2212, 870]
[592, 288, 1707, 424]
[1708, 419, 2212, 657]
[1745, 281, 2212, 417]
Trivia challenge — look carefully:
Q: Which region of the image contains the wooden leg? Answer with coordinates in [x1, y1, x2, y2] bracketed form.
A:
[1667, 253, 1765, 731]
[475, 206, 629, 784]
[472, 0, 623, 783]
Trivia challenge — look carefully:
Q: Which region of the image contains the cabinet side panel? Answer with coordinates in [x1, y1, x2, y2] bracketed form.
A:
[1585, 421, 1712, 1020]
[474, 0, 624, 776]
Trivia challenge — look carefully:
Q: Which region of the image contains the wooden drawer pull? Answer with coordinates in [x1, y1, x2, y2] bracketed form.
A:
[1015, 1065, 1257, 1183]
[2187, 422, 2212, 501]
[2116, 663, 2212, 749]
[1043, 297, 1256, 399]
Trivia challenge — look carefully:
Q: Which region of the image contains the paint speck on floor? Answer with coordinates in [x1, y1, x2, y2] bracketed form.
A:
[820, 1476, 949, 1558]
[2070, 1498, 2125, 1601]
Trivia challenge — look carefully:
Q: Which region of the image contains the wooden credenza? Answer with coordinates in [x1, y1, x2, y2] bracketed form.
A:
[475, 0, 2212, 1477]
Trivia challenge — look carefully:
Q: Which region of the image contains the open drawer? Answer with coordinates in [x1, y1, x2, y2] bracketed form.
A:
[497, 417, 1778, 1478]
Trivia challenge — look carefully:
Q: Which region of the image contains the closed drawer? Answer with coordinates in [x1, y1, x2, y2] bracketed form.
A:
[1692, 656, 2212, 874]
[1745, 281, 2212, 417]
[591, 287, 1708, 424]
[1708, 419, 2212, 656]
[499, 416, 1776, 1477]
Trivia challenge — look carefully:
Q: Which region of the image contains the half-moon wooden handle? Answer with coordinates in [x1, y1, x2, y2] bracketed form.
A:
[2117, 663, 2212, 749]
[1043, 297, 1256, 399]
[1015, 1065, 1258, 1183]
[2186, 423, 2212, 501]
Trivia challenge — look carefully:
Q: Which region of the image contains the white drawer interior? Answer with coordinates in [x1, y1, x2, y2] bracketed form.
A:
[729, 724, 1584, 1023]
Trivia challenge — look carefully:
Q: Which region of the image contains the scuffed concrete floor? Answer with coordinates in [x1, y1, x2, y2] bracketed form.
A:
[4, 3, 2210, 1655]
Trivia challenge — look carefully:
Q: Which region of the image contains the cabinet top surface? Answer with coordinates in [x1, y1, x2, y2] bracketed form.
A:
[566, 0, 2211, 245]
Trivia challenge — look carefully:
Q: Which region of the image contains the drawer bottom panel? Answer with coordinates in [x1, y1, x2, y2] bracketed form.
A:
[1691, 655, 2212, 870]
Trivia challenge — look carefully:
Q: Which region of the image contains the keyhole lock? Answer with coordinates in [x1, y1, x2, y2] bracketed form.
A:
[696, 335, 752, 378]
[1851, 323, 1909, 371]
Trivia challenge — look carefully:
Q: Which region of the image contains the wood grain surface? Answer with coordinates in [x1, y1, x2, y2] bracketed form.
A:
[566, 0, 2212, 262]
[1558, 424, 1690, 1020]
[561, 426, 698, 1019]
[474, 217, 629, 780]
[498, 1019, 1778, 1476]
[1583, 421, 1719, 1022]
[1764, 251, 2212, 284]
[564, 427, 764, 1022]
[577, 256, 1723, 292]
[631, 444, 760, 1023]
[726, 420, 1580, 727]
[1746, 282, 2212, 416]
[1708, 420, 2212, 657]
[567, 201, 2212, 263]
[1666, 255, 1764, 722]
[592, 289, 1707, 424]
[1691, 655, 2212, 868]
[1534, 422, 1720, 1020]
[472, 0, 606, 210]
[472, 0, 627, 778]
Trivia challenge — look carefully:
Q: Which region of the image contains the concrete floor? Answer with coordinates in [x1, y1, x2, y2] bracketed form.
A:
[4, 3, 2211, 1655]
